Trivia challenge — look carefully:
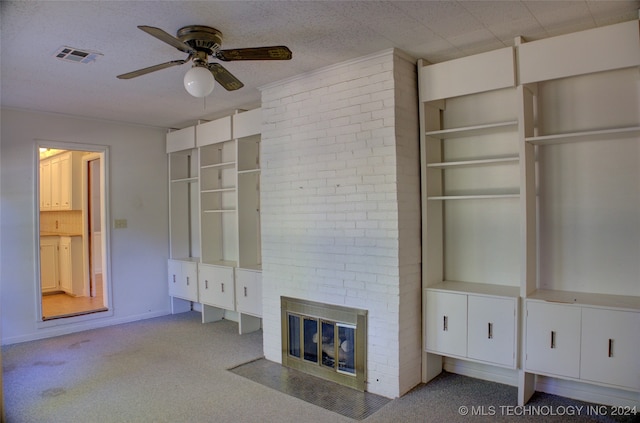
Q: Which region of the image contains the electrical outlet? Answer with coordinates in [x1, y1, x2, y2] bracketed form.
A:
[114, 219, 127, 229]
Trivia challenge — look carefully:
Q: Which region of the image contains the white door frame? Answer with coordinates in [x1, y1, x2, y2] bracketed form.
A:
[35, 140, 113, 326]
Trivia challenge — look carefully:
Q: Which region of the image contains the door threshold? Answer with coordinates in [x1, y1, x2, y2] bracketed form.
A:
[42, 307, 109, 321]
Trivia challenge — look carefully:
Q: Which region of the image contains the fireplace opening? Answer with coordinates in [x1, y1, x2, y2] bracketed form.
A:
[281, 297, 367, 391]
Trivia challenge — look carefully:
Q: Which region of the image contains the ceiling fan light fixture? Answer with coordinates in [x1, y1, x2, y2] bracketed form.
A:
[184, 65, 215, 97]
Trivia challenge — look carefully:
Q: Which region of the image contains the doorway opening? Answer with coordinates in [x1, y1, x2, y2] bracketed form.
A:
[37, 144, 110, 320]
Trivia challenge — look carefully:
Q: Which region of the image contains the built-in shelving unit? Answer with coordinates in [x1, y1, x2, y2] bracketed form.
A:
[166, 109, 263, 334]
[420, 19, 640, 408]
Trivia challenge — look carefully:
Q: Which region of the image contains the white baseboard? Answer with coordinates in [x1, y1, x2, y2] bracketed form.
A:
[2, 309, 171, 345]
[535, 375, 640, 408]
[443, 357, 518, 387]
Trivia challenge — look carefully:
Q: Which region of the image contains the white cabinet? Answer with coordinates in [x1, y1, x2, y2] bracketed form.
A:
[526, 300, 640, 392]
[40, 236, 59, 293]
[198, 264, 234, 310]
[40, 151, 83, 211]
[235, 268, 262, 317]
[59, 236, 84, 296]
[524, 301, 581, 378]
[168, 259, 198, 302]
[426, 287, 517, 368]
[580, 308, 639, 391]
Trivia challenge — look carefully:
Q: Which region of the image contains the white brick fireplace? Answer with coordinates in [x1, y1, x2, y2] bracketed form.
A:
[259, 49, 422, 398]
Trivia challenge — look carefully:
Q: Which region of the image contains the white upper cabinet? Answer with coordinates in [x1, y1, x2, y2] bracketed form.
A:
[166, 126, 196, 153]
[196, 116, 232, 147]
[233, 108, 262, 139]
[519, 20, 640, 84]
[419, 47, 515, 102]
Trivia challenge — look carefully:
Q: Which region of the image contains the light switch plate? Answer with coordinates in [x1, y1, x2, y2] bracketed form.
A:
[114, 219, 127, 229]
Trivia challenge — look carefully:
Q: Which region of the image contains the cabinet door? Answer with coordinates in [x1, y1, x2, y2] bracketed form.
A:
[50, 156, 62, 210]
[525, 301, 581, 378]
[199, 264, 235, 310]
[58, 237, 73, 293]
[235, 269, 262, 317]
[181, 261, 198, 301]
[425, 291, 467, 357]
[467, 296, 516, 368]
[40, 160, 51, 210]
[58, 153, 72, 210]
[40, 238, 59, 292]
[580, 308, 640, 390]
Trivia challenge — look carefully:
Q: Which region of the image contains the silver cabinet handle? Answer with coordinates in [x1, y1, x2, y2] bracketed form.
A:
[221, 283, 224, 293]
[244, 286, 248, 297]
[205, 280, 208, 289]
[186, 276, 189, 286]
[172, 274, 176, 283]
[443, 315, 448, 331]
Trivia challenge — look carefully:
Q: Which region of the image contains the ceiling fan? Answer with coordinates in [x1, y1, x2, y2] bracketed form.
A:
[117, 25, 292, 97]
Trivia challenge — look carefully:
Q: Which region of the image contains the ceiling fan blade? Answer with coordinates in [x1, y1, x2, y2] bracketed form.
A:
[117, 59, 188, 79]
[138, 25, 195, 55]
[207, 63, 244, 91]
[215, 46, 292, 61]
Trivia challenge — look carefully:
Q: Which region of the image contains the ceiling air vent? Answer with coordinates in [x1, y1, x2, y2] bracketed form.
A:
[54, 46, 103, 64]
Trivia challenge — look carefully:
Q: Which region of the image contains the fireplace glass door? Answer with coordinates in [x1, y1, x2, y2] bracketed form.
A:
[287, 314, 356, 374]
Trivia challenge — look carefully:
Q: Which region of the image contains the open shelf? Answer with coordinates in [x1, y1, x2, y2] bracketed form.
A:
[425, 120, 518, 139]
[170, 177, 198, 184]
[427, 193, 519, 201]
[427, 156, 519, 168]
[238, 168, 260, 175]
[526, 126, 640, 145]
[201, 161, 236, 170]
[428, 280, 520, 298]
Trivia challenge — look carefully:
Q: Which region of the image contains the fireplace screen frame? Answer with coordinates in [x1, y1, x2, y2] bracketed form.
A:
[281, 296, 367, 391]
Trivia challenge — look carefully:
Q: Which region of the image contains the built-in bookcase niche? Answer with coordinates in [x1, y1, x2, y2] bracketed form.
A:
[237, 134, 261, 269]
[169, 149, 200, 261]
[200, 141, 237, 266]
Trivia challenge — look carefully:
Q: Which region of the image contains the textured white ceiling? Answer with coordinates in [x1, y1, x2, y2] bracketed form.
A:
[1, 1, 638, 129]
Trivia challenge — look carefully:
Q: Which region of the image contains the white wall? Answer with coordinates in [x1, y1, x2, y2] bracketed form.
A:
[259, 49, 421, 398]
[1, 108, 170, 344]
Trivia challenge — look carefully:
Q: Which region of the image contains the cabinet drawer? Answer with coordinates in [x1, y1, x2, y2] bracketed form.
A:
[425, 291, 467, 357]
[199, 264, 235, 310]
[467, 295, 516, 368]
[235, 269, 262, 317]
[525, 301, 581, 378]
[580, 308, 640, 390]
